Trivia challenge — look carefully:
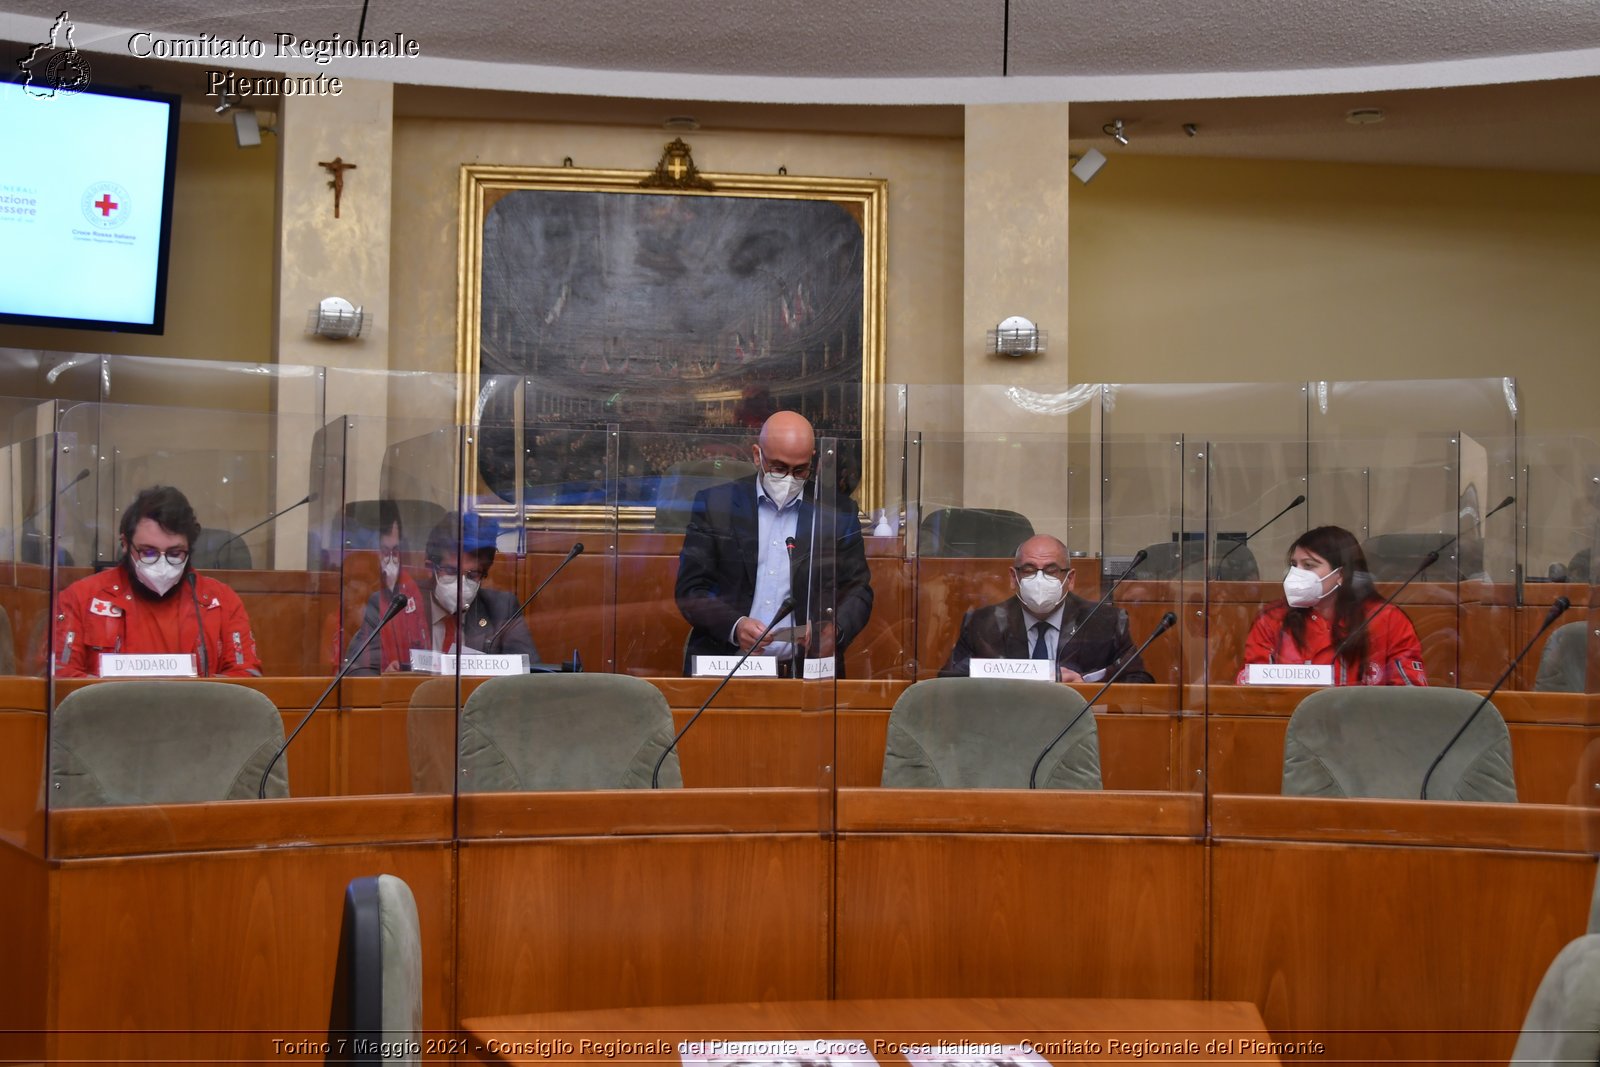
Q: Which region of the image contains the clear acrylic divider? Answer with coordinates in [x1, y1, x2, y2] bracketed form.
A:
[44, 402, 344, 834]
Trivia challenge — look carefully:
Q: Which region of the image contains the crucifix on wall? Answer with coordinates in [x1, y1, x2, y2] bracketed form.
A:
[318, 156, 357, 218]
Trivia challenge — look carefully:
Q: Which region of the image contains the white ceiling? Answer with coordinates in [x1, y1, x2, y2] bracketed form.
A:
[5, 4, 1600, 172]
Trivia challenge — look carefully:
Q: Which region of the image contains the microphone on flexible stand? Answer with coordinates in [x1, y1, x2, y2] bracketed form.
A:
[1070, 548, 1150, 638]
[1419, 596, 1570, 800]
[1219, 494, 1306, 563]
[258, 592, 411, 799]
[653, 596, 794, 789]
[488, 541, 583, 648]
[1029, 611, 1177, 789]
[1333, 495, 1518, 664]
[214, 492, 318, 557]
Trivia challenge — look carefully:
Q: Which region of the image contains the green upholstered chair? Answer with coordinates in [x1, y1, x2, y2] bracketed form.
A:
[1535, 621, 1588, 693]
[917, 507, 1035, 558]
[880, 676, 1101, 789]
[48, 680, 288, 807]
[1510, 934, 1600, 1066]
[334, 874, 422, 1066]
[456, 673, 682, 791]
[405, 677, 457, 794]
[1281, 687, 1516, 802]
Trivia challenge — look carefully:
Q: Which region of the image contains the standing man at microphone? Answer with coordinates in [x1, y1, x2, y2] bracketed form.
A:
[675, 410, 874, 675]
[941, 534, 1154, 683]
[417, 512, 539, 663]
[341, 500, 431, 675]
[52, 485, 262, 678]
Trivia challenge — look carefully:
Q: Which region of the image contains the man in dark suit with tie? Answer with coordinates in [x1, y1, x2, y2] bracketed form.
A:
[940, 534, 1153, 683]
[675, 411, 874, 674]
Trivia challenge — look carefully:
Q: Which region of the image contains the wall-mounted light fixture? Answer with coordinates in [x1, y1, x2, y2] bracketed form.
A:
[1071, 148, 1107, 184]
[987, 315, 1046, 358]
[1102, 118, 1129, 145]
[307, 296, 365, 340]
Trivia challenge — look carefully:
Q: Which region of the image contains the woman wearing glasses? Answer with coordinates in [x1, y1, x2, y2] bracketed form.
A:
[52, 485, 262, 677]
[940, 533, 1154, 684]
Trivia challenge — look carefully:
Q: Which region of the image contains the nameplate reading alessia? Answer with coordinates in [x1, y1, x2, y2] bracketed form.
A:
[1244, 663, 1334, 686]
[98, 653, 198, 678]
[693, 655, 778, 678]
[969, 658, 1054, 681]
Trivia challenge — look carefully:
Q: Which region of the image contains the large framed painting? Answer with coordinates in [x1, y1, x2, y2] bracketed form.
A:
[456, 148, 887, 527]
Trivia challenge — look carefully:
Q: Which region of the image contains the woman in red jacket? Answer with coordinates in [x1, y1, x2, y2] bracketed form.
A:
[1238, 524, 1427, 686]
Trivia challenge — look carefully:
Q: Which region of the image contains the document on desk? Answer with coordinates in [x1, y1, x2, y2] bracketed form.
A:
[679, 1039, 875, 1067]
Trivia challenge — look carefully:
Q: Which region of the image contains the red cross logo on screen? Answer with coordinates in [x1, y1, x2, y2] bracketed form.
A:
[80, 181, 131, 229]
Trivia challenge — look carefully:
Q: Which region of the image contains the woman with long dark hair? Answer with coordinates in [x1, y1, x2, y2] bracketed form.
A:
[1238, 525, 1427, 685]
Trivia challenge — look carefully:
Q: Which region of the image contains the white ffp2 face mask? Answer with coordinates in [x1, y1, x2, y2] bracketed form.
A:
[381, 557, 400, 589]
[762, 470, 802, 508]
[434, 575, 480, 614]
[1017, 572, 1066, 615]
[1284, 565, 1339, 608]
[134, 556, 186, 596]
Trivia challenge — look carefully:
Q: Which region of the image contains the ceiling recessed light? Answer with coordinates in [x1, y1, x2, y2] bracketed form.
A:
[664, 116, 700, 131]
[1345, 108, 1385, 125]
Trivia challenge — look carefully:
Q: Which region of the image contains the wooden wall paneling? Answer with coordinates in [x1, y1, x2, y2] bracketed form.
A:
[455, 833, 830, 1019]
[1460, 584, 1516, 691]
[1209, 717, 1291, 796]
[1210, 837, 1595, 1065]
[48, 840, 455, 1065]
[0, 843, 46, 1064]
[518, 548, 612, 673]
[0, 575, 51, 676]
[1505, 724, 1600, 806]
[914, 557, 1014, 679]
[845, 554, 912, 682]
[835, 831, 1206, 1001]
[0, 679, 48, 853]
[228, 569, 341, 678]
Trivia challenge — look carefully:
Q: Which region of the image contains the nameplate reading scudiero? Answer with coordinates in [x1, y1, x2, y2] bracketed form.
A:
[692, 656, 778, 678]
[1244, 663, 1334, 686]
[408, 650, 529, 676]
[98, 653, 198, 678]
[969, 658, 1055, 681]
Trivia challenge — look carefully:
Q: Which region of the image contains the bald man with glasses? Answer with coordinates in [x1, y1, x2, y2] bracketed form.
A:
[940, 534, 1153, 683]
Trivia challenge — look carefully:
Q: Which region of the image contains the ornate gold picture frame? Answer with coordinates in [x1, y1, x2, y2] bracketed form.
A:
[455, 151, 887, 528]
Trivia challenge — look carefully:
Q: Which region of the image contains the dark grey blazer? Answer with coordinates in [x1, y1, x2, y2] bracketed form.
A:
[940, 592, 1154, 683]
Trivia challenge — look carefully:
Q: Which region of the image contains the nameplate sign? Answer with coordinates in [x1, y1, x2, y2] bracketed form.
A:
[969, 658, 1055, 681]
[98, 653, 197, 678]
[1245, 663, 1334, 686]
[801, 657, 836, 680]
[693, 655, 778, 678]
[409, 650, 528, 676]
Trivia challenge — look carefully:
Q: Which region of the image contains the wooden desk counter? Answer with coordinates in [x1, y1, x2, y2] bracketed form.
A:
[465, 997, 1283, 1065]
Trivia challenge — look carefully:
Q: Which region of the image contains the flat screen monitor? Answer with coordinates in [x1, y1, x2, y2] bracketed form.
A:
[0, 80, 181, 334]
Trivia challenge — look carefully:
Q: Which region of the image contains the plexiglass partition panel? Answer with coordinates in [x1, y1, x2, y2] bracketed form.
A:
[0, 420, 53, 863]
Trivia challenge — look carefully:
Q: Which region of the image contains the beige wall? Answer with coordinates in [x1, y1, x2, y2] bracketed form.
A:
[1068, 155, 1600, 436]
[0, 121, 277, 371]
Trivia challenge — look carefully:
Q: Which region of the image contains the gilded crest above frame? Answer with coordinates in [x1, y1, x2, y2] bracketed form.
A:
[456, 158, 887, 529]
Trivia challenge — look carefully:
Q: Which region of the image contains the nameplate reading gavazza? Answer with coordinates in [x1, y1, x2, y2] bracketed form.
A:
[968, 658, 1055, 681]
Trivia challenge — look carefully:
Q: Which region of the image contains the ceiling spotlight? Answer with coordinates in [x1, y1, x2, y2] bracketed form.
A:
[1346, 108, 1385, 125]
[1071, 148, 1107, 184]
[213, 93, 234, 116]
[1182, 123, 1199, 137]
[663, 116, 700, 131]
[1102, 118, 1129, 145]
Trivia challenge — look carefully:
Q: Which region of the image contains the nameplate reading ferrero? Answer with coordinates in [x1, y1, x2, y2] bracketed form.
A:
[409, 650, 528, 676]
[969, 658, 1055, 681]
[693, 655, 778, 678]
[98, 653, 198, 678]
[1245, 663, 1334, 686]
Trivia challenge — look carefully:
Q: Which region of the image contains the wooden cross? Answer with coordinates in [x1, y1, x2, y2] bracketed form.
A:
[318, 156, 357, 218]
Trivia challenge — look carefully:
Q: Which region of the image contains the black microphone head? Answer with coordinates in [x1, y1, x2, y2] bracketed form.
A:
[306, 491, 319, 503]
[1130, 548, 1149, 566]
[570, 541, 584, 556]
[1494, 495, 1516, 512]
[1289, 494, 1307, 507]
[391, 592, 409, 610]
[1551, 596, 1572, 618]
[774, 596, 796, 622]
[71, 467, 90, 483]
[1159, 610, 1178, 631]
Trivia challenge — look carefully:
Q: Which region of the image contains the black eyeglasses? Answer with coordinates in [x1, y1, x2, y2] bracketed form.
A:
[1014, 564, 1069, 580]
[378, 546, 402, 562]
[432, 562, 486, 582]
[132, 545, 189, 565]
[757, 448, 813, 480]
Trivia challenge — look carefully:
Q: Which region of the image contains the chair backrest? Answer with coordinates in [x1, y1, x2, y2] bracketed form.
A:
[457, 673, 682, 791]
[332, 874, 422, 1067]
[1510, 933, 1600, 1067]
[918, 507, 1035, 558]
[405, 677, 457, 794]
[1535, 620, 1588, 693]
[1361, 532, 1477, 582]
[881, 676, 1101, 789]
[652, 457, 756, 533]
[49, 680, 288, 806]
[1138, 538, 1260, 581]
[1282, 687, 1516, 802]
[190, 528, 252, 571]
